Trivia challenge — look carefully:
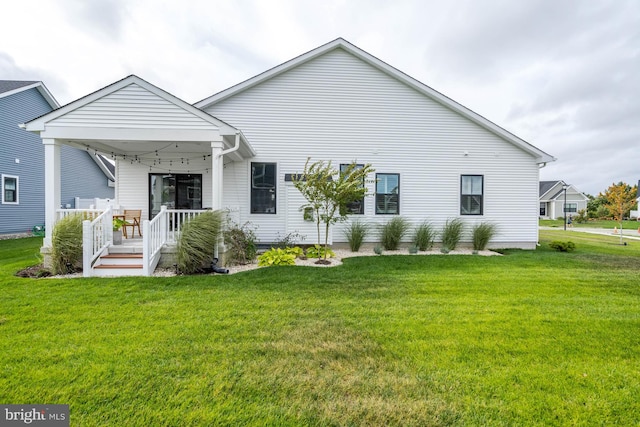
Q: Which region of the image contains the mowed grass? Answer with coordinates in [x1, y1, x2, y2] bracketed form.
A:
[1, 233, 639, 426]
[540, 218, 640, 230]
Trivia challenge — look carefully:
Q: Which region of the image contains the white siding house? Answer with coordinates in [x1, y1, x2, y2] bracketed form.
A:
[25, 38, 555, 276]
[196, 39, 554, 248]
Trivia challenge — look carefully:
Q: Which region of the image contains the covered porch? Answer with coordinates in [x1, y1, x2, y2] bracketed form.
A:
[23, 75, 255, 276]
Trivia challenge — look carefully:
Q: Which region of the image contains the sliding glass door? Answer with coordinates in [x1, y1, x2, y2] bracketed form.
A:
[149, 174, 202, 219]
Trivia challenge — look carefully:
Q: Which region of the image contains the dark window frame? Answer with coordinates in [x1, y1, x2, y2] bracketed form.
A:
[340, 163, 365, 215]
[2, 174, 19, 205]
[460, 175, 484, 215]
[375, 173, 400, 215]
[148, 173, 203, 219]
[251, 162, 277, 214]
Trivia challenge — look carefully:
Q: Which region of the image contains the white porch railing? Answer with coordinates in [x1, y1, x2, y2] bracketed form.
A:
[82, 206, 113, 277]
[56, 208, 103, 222]
[55, 206, 209, 276]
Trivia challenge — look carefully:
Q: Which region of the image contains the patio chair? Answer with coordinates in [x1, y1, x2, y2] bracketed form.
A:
[122, 209, 142, 238]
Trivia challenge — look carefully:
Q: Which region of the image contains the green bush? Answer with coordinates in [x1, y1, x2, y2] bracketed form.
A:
[177, 211, 223, 274]
[441, 218, 464, 251]
[380, 217, 410, 250]
[472, 222, 497, 251]
[51, 214, 84, 275]
[224, 221, 257, 266]
[549, 241, 576, 252]
[258, 247, 303, 266]
[306, 244, 335, 259]
[574, 209, 588, 224]
[343, 220, 369, 252]
[373, 245, 384, 255]
[413, 220, 436, 251]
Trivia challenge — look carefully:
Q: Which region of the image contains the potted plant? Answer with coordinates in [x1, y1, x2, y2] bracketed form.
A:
[113, 217, 126, 245]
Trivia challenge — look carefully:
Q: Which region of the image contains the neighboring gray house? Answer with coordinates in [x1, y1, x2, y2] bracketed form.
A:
[539, 180, 589, 219]
[631, 180, 640, 219]
[0, 80, 114, 234]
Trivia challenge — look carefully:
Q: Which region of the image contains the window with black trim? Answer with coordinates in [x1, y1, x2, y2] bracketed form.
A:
[461, 175, 483, 215]
[340, 163, 365, 214]
[376, 173, 399, 215]
[251, 162, 276, 214]
[2, 175, 18, 204]
[564, 203, 577, 213]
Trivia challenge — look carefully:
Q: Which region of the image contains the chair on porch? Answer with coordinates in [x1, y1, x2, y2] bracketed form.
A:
[122, 210, 142, 238]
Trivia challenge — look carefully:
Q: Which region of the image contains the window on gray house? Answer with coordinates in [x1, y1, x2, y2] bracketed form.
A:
[564, 203, 577, 213]
[251, 162, 276, 214]
[340, 163, 365, 214]
[2, 175, 18, 204]
[461, 175, 483, 215]
[376, 173, 399, 214]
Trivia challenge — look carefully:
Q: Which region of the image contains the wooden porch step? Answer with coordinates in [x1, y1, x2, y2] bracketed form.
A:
[101, 253, 143, 259]
[94, 264, 144, 269]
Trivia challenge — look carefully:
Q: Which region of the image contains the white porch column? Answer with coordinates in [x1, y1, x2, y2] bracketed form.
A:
[211, 140, 224, 211]
[43, 138, 61, 246]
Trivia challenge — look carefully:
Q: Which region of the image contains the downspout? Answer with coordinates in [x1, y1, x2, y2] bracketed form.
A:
[212, 130, 241, 262]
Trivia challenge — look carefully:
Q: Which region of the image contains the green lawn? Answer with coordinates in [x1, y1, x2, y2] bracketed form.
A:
[1, 234, 639, 426]
[540, 218, 640, 229]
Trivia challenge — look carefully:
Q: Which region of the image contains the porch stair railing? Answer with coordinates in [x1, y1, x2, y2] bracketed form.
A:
[82, 206, 113, 277]
[65, 206, 209, 277]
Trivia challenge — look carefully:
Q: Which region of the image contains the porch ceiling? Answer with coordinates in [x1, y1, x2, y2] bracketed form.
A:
[54, 133, 254, 162]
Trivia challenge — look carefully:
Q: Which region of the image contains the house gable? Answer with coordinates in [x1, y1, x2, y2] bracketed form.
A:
[196, 38, 555, 165]
[25, 75, 237, 141]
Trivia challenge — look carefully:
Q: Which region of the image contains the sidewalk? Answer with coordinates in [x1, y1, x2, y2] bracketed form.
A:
[540, 226, 640, 241]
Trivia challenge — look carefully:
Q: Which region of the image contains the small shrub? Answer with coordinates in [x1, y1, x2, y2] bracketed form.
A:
[51, 214, 83, 275]
[374, 245, 384, 255]
[224, 221, 258, 265]
[258, 247, 303, 266]
[273, 231, 305, 248]
[472, 222, 497, 251]
[413, 221, 436, 251]
[380, 217, 410, 250]
[408, 245, 418, 254]
[575, 209, 588, 224]
[440, 247, 450, 254]
[549, 241, 576, 252]
[441, 218, 464, 251]
[177, 211, 224, 274]
[343, 220, 369, 252]
[306, 244, 335, 259]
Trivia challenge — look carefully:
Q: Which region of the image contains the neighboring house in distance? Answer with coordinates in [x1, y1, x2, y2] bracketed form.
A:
[631, 180, 640, 219]
[0, 80, 114, 235]
[25, 38, 555, 276]
[539, 180, 589, 219]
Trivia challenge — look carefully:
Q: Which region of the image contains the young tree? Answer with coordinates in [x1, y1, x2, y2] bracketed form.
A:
[602, 182, 637, 242]
[293, 159, 374, 262]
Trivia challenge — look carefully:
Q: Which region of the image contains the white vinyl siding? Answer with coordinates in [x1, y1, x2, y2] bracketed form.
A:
[205, 47, 541, 248]
[52, 83, 214, 129]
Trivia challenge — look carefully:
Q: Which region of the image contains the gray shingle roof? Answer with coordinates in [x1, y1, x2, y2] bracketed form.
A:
[539, 180, 560, 197]
[0, 80, 39, 95]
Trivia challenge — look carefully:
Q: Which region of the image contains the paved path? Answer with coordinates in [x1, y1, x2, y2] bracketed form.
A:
[540, 226, 640, 241]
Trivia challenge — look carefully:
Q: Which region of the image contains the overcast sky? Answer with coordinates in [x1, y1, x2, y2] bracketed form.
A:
[2, 0, 638, 195]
